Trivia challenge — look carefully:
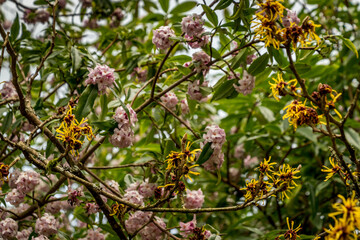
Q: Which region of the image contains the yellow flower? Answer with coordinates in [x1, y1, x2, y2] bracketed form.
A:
[182, 164, 200, 182]
[283, 100, 322, 130]
[181, 141, 201, 163]
[329, 192, 360, 228]
[269, 74, 299, 101]
[321, 157, 343, 182]
[282, 217, 301, 240]
[256, 0, 285, 22]
[110, 202, 125, 217]
[257, 156, 276, 177]
[165, 151, 182, 170]
[302, 19, 321, 45]
[273, 164, 301, 188]
[324, 217, 357, 240]
[241, 179, 259, 201]
[253, 19, 284, 49]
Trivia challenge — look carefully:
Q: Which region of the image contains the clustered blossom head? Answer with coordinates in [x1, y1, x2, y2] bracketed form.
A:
[80, 228, 105, 240]
[0, 218, 18, 239]
[152, 26, 176, 49]
[0, 81, 17, 99]
[23, 9, 50, 24]
[180, 216, 212, 240]
[234, 144, 244, 159]
[187, 80, 209, 102]
[282, 9, 300, 28]
[192, 51, 211, 75]
[109, 8, 124, 28]
[35, 9, 50, 23]
[85, 64, 115, 94]
[85, 203, 99, 215]
[123, 190, 144, 206]
[15, 170, 40, 194]
[138, 179, 157, 198]
[131, 67, 148, 82]
[110, 104, 138, 148]
[67, 186, 83, 206]
[181, 14, 205, 37]
[246, 54, 257, 65]
[16, 227, 32, 240]
[184, 189, 205, 209]
[185, 33, 209, 49]
[244, 155, 259, 168]
[202, 125, 226, 171]
[160, 91, 178, 111]
[125, 211, 166, 240]
[233, 70, 256, 96]
[35, 213, 59, 237]
[45, 197, 62, 214]
[6, 188, 25, 206]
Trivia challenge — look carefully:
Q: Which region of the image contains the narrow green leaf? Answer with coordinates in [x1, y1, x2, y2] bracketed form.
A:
[75, 85, 98, 121]
[202, 4, 218, 26]
[170, 1, 197, 14]
[211, 79, 236, 102]
[197, 142, 214, 165]
[100, 94, 108, 121]
[10, 14, 20, 40]
[92, 119, 118, 132]
[338, 36, 359, 58]
[159, 0, 169, 12]
[296, 126, 318, 143]
[258, 106, 275, 122]
[71, 46, 81, 72]
[247, 53, 269, 76]
[1, 111, 13, 133]
[215, 0, 232, 10]
[345, 128, 360, 150]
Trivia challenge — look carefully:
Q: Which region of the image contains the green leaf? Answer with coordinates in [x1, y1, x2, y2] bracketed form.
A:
[100, 94, 108, 121]
[215, 0, 232, 10]
[71, 46, 81, 72]
[1, 111, 13, 133]
[124, 174, 135, 186]
[258, 106, 275, 122]
[345, 128, 360, 150]
[75, 85, 98, 121]
[10, 14, 20, 40]
[202, 4, 218, 26]
[211, 79, 236, 101]
[247, 53, 269, 76]
[338, 36, 359, 58]
[197, 142, 214, 165]
[296, 126, 317, 143]
[170, 1, 197, 14]
[159, 0, 169, 12]
[230, 49, 247, 70]
[92, 119, 118, 132]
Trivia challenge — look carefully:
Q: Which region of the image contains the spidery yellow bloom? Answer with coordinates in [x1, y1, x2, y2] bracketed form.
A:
[302, 19, 321, 45]
[280, 217, 301, 240]
[257, 156, 276, 177]
[321, 157, 343, 182]
[181, 141, 201, 162]
[256, 0, 285, 22]
[110, 202, 125, 217]
[328, 191, 360, 228]
[324, 217, 357, 240]
[269, 73, 299, 101]
[56, 105, 94, 155]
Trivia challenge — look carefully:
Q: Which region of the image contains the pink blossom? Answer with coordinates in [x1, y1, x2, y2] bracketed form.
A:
[234, 144, 244, 159]
[67, 186, 83, 206]
[131, 67, 148, 82]
[109, 126, 135, 148]
[79, 228, 105, 240]
[33, 236, 50, 240]
[3, 21, 11, 30]
[125, 211, 152, 234]
[202, 149, 224, 171]
[185, 32, 209, 49]
[8, 169, 20, 189]
[203, 125, 226, 151]
[85, 203, 99, 215]
[233, 70, 255, 96]
[15, 170, 40, 194]
[0, 81, 17, 99]
[282, 9, 300, 28]
[45, 197, 61, 214]
[58, 0, 67, 9]
[123, 190, 144, 206]
[192, 51, 210, 74]
[184, 189, 204, 209]
[160, 91, 178, 110]
[139, 217, 166, 240]
[0, 218, 18, 239]
[35, 9, 49, 23]
[35, 213, 59, 237]
[246, 54, 257, 65]
[114, 104, 138, 128]
[80, 0, 92, 8]
[16, 227, 32, 240]
[138, 179, 157, 198]
[179, 215, 197, 237]
[85, 64, 115, 94]
[244, 155, 259, 168]
[152, 26, 176, 49]
[181, 14, 205, 37]
[187, 80, 209, 102]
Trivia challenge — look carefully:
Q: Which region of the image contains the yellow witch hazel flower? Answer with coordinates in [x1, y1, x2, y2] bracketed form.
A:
[321, 157, 344, 182]
[269, 73, 300, 101]
[276, 217, 301, 240]
[257, 156, 276, 177]
[56, 105, 94, 155]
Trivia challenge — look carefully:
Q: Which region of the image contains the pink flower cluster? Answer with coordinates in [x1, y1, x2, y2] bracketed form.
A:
[179, 215, 211, 239]
[244, 155, 259, 169]
[192, 51, 210, 75]
[233, 70, 255, 96]
[0, 81, 17, 99]
[0, 218, 18, 239]
[234, 144, 244, 159]
[45, 197, 62, 214]
[110, 8, 124, 28]
[68, 186, 83, 206]
[184, 189, 205, 209]
[35, 213, 59, 237]
[202, 125, 226, 171]
[80, 228, 105, 240]
[181, 14, 205, 37]
[282, 9, 300, 28]
[246, 54, 257, 65]
[85, 203, 100, 215]
[160, 91, 178, 111]
[123, 190, 144, 206]
[110, 104, 138, 148]
[23, 9, 49, 24]
[16, 227, 32, 240]
[126, 179, 157, 198]
[85, 64, 115, 94]
[152, 26, 176, 49]
[131, 67, 148, 82]
[6, 170, 40, 206]
[187, 80, 209, 102]
[125, 211, 166, 240]
[33, 236, 49, 240]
